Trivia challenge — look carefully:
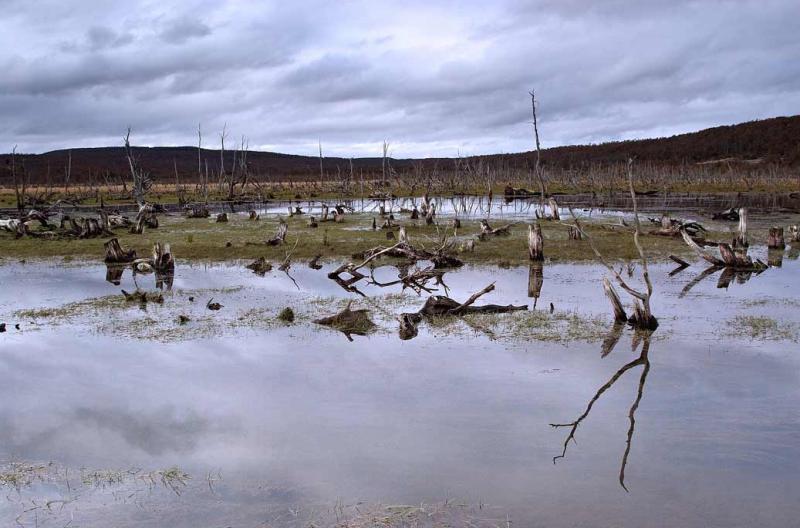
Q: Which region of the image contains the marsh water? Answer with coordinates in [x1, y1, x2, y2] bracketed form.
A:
[1, 211, 799, 526]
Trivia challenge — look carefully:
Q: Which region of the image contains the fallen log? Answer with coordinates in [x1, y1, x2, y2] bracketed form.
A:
[479, 219, 514, 239]
[398, 283, 528, 339]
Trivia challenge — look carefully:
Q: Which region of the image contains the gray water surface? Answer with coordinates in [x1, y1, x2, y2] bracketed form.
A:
[0, 253, 798, 527]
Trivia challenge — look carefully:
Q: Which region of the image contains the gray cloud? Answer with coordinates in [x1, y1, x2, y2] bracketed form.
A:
[1, 0, 798, 157]
[159, 16, 212, 44]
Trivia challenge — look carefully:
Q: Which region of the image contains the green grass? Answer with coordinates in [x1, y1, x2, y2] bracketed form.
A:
[0, 211, 717, 264]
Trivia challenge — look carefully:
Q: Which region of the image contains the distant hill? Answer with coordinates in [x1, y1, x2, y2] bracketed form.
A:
[2, 115, 799, 184]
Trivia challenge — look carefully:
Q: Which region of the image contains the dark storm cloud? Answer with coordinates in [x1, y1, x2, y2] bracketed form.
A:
[1, 0, 798, 157]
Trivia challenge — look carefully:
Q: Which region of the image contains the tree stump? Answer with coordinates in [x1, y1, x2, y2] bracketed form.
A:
[104, 238, 136, 263]
[768, 227, 785, 249]
[528, 223, 544, 261]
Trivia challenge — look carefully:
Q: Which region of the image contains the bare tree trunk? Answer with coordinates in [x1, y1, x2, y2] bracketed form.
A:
[529, 90, 546, 214]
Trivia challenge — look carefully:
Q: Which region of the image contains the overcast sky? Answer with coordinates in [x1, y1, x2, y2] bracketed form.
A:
[2, 0, 799, 157]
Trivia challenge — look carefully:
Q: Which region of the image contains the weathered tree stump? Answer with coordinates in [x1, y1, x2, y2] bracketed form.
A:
[528, 223, 544, 261]
[568, 225, 582, 240]
[248, 210, 260, 221]
[767, 227, 785, 249]
[548, 198, 560, 221]
[267, 220, 288, 246]
[186, 205, 210, 218]
[245, 257, 272, 276]
[734, 208, 748, 248]
[603, 277, 627, 323]
[216, 213, 228, 223]
[104, 238, 136, 263]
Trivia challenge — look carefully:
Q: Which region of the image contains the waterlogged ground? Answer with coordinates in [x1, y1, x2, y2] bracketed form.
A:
[0, 244, 799, 526]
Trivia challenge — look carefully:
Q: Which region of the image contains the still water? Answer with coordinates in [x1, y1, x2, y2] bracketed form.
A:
[0, 249, 798, 526]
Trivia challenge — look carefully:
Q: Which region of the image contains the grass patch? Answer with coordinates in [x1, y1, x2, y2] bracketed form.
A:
[425, 309, 611, 343]
[730, 316, 797, 341]
[0, 211, 722, 264]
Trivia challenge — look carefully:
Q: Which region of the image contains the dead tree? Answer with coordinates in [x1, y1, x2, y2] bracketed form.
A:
[570, 159, 657, 330]
[529, 90, 546, 215]
[681, 231, 766, 270]
[123, 128, 152, 207]
[104, 238, 136, 263]
[527, 223, 544, 261]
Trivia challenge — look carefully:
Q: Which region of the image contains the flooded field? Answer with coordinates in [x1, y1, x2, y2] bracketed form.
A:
[1, 228, 799, 526]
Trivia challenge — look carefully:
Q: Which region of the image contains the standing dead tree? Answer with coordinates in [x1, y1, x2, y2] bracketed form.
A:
[570, 159, 657, 330]
[529, 90, 547, 216]
[123, 128, 158, 234]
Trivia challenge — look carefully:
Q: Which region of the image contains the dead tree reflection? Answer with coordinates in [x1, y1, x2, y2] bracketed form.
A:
[550, 332, 652, 491]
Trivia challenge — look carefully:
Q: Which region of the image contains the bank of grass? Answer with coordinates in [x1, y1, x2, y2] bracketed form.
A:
[0, 211, 717, 264]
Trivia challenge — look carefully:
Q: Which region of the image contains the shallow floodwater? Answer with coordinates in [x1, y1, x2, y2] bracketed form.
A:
[0, 247, 799, 526]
